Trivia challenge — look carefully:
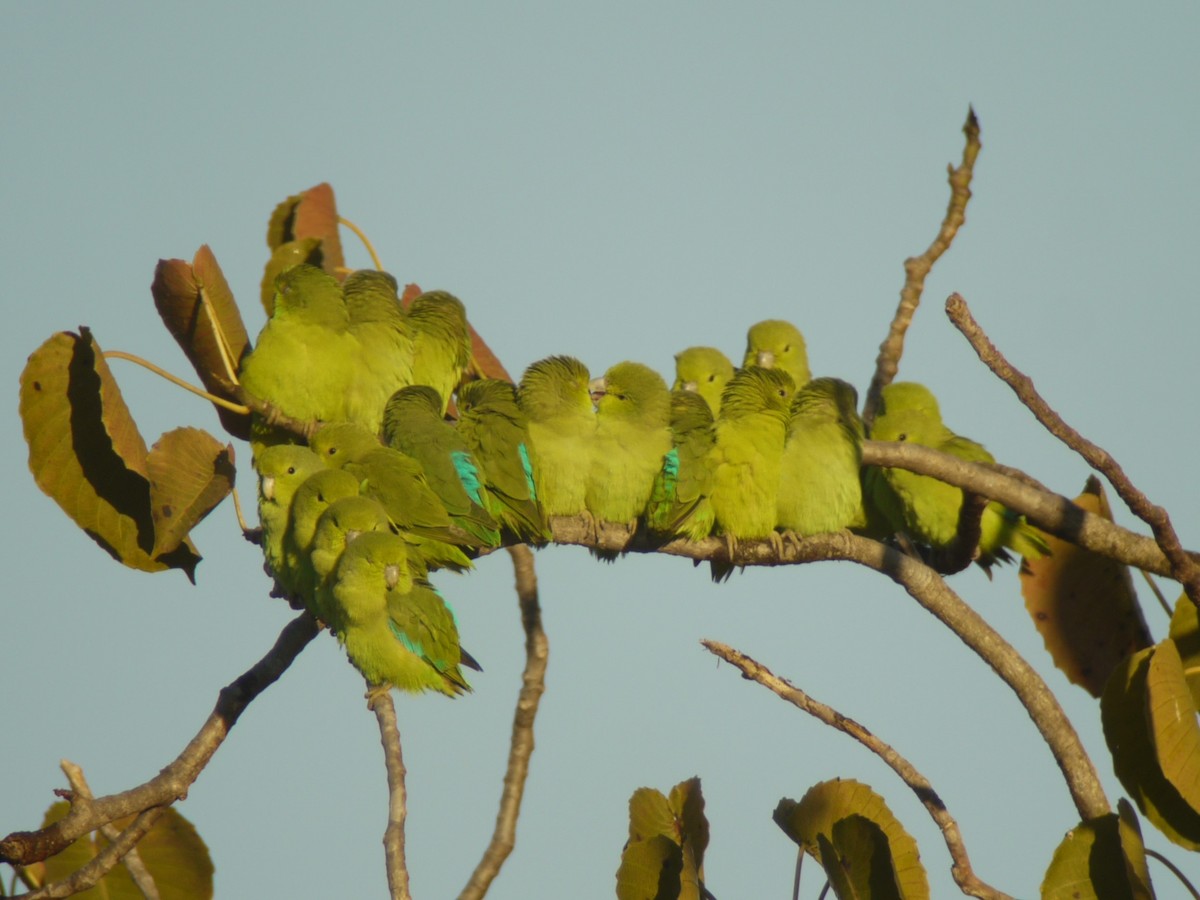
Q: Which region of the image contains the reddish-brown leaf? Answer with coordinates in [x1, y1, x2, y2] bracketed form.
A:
[151, 247, 252, 439]
[265, 183, 344, 276]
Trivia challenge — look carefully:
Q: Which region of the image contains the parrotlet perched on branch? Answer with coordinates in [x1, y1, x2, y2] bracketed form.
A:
[456, 378, 551, 545]
[309, 495, 393, 623]
[672, 346, 735, 415]
[586, 362, 673, 531]
[239, 265, 358, 449]
[743, 319, 811, 390]
[253, 444, 326, 596]
[776, 377, 868, 540]
[646, 389, 716, 543]
[283, 468, 362, 609]
[326, 531, 480, 702]
[866, 381, 1050, 570]
[382, 386, 502, 550]
[342, 269, 414, 433]
[407, 291, 473, 416]
[708, 366, 796, 581]
[309, 422, 482, 572]
[518, 356, 596, 519]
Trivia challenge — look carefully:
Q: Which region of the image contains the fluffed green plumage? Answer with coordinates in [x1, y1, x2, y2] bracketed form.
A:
[310, 421, 482, 572]
[239, 265, 359, 449]
[866, 382, 1050, 569]
[672, 346, 735, 415]
[586, 362, 673, 530]
[743, 319, 811, 389]
[456, 378, 551, 545]
[327, 531, 476, 697]
[254, 445, 326, 595]
[309, 495, 393, 623]
[284, 468, 363, 609]
[383, 386, 502, 548]
[518, 356, 596, 518]
[707, 366, 796, 580]
[646, 390, 716, 541]
[776, 377, 868, 538]
[343, 270, 414, 433]
[407, 291, 472, 415]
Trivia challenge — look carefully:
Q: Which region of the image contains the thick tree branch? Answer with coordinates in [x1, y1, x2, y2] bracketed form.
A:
[460, 545, 548, 900]
[372, 691, 411, 900]
[702, 640, 1012, 900]
[863, 107, 981, 425]
[1, 613, 320, 867]
[944, 292, 1200, 606]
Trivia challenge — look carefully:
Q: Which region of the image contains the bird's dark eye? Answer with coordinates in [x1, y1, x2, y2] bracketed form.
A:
[327, 447, 337, 456]
[783, 344, 791, 352]
[287, 466, 296, 475]
[707, 374, 716, 382]
[897, 433, 907, 442]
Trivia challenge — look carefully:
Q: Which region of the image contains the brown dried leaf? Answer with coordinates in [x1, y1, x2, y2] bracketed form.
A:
[1020, 476, 1152, 696]
[19, 329, 200, 579]
[265, 183, 344, 276]
[147, 428, 235, 558]
[151, 247, 252, 439]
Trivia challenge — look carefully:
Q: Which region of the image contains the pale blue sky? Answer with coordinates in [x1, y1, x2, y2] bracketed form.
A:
[4, 4, 1199, 897]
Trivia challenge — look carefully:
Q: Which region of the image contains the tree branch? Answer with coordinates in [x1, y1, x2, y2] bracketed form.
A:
[459, 545, 548, 900]
[59, 761, 159, 900]
[702, 640, 1012, 900]
[863, 107, 981, 425]
[372, 690, 411, 900]
[860, 440, 1200, 578]
[944, 292, 1200, 606]
[1, 613, 320, 867]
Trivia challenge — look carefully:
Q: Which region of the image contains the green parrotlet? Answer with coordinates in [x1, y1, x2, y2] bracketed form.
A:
[743, 319, 811, 389]
[776, 377, 868, 539]
[382, 386, 502, 549]
[517, 355, 596, 518]
[456, 378, 551, 545]
[253, 444, 326, 596]
[342, 269, 414, 433]
[407, 291, 473, 415]
[283, 467, 363, 610]
[866, 381, 1050, 569]
[327, 530, 478, 700]
[239, 264, 358, 449]
[309, 495, 393, 623]
[672, 346, 735, 415]
[646, 389, 716, 542]
[708, 366, 796, 580]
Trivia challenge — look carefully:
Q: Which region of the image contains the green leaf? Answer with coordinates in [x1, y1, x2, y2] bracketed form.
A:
[816, 816, 904, 900]
[620, 780, 708, 900]
[628, 788, 676, 843]
[616, 834, 682, 900]
[1102, 642, 1200, 849]
[147, 428, 235, 557]
[1041, 800, 1153, 899]
[774, 779, 928, 900]
[1168, 591, 1200, 708]
[1019, 476, 1151, 697]
[40, 802, 214, 899]
[19, 329, 200, 579]
[668, 776, 709, 876]
[151, 246, 252, 439]
[1147, 640, 1200, 811]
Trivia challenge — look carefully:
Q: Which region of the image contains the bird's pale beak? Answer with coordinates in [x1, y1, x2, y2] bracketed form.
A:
[384, 563, 400, 590]
[589, 376, 607, 405]
[756, 350, 775, 368]
[682, 380, 698, 393]
[260, 476, 276, 502]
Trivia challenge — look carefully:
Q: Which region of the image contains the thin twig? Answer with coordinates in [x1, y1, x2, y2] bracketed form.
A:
[1, 613, 320, 867]
[944, 292, 1200, 608]
[103, 351, 250, 415]
[703, 640, 1012, 900]
[459, 545, 548, 900]
[372, 690, 411, 900]
[863, 107, 981, 425]
[1146, 848, 1200, 900]
[59, 761, 159, 900]
[1140, 571, 1174, 619]
[860, 441, 1200, 580]
[13, 808, 167, 900]
[338, 216, 385, 271]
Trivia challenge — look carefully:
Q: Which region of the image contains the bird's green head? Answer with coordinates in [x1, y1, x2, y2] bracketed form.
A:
[518, 356, 593, 420]
[310, 422, 383, 468]
[743, 320, 807, 374]
[719, 366, 795, 420]
[591, 361, 670, 424]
